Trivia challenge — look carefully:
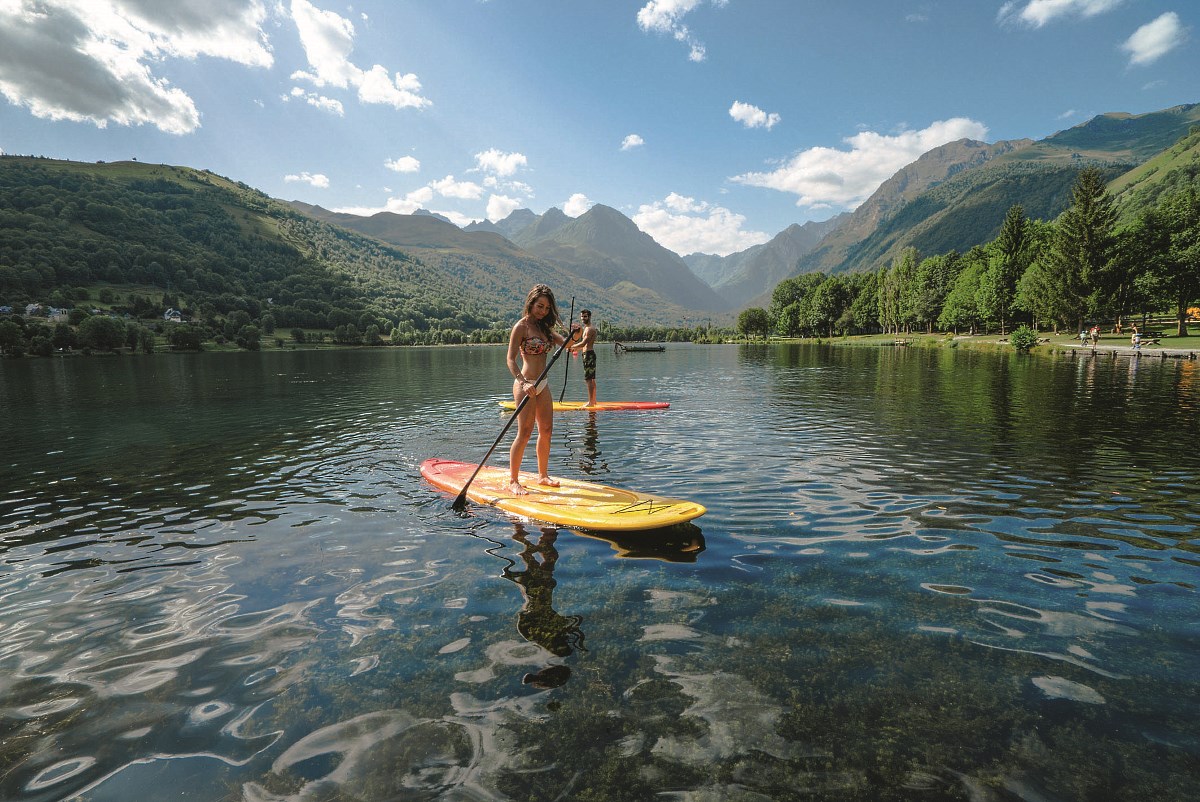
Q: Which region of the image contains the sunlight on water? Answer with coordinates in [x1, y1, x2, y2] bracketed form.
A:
[1, 344, 1198, 800]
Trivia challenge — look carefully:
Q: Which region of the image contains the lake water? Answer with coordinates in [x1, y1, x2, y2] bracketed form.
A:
[1, 343, 1198, 801]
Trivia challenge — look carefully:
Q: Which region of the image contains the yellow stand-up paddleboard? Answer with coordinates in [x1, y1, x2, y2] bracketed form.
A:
[498, 400, 669, 412]
[421, 458, 705, 532]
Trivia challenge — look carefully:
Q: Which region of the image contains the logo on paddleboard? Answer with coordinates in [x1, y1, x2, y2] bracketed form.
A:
[612, 499, 677, 516]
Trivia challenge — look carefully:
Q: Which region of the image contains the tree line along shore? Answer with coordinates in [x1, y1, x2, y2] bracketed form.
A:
[3, 159, 1197, 359]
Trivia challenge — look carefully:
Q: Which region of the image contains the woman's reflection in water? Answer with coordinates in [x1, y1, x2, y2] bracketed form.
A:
[502, 523, 585, 689]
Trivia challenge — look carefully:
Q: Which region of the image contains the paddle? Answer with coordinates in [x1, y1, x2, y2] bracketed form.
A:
[559, 296, 574, 403]
[452, 324, 579, 511]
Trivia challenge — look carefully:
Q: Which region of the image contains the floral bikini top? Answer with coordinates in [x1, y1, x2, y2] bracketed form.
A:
[521, 335, 550, 356]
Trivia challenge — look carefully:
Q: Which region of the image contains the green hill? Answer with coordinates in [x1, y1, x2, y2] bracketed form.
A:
[796, 103, 1200, 276]
[1109, 124, 1200, 221]
[0, 156, 507, 335]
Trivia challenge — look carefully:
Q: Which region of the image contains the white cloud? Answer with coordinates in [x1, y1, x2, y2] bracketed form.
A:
[633, 193, 771, 257]
[636, 0, 727, 62]
[430, 175, 484, 200]
[282, 85, 343, 114]
[334, 185, 433, 216]
[731, 117, 989, 211]
[356, 64, 429, 110]
[335, 170, 497, 219]
[563, 193, 592, 217]
[289, 0, 358, 87]
[487, 194, 523, 222]
[307, 95, 342, 114]
[290, 0, 431, 111]
[0, 0, 272, 134]
[433, 209, 476, 227]
[621, 134, 645, 151]
[999, 0, 1124, 27]
[405, 186, 435, 207]
[284, 171, 330, 188]
[1121, 12, 1187, 66]
[56, 0, 274, 66]
[729, 101, 780, 130]
[385, 156, 421, 173]
[474, 148, 528, 177]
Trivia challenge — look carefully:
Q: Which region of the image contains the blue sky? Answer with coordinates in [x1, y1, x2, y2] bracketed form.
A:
[0, 1, 1195, 257]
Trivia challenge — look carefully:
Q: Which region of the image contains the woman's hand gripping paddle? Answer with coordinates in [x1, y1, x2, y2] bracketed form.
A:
[452, 324, 581, 511]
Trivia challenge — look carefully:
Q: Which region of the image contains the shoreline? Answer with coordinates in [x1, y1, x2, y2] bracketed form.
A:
[766, 332, 1200, 360]
[1058, 343, 1198, 359]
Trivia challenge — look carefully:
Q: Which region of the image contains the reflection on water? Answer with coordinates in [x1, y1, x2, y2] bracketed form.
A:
[1, 344, 1198, 800]
[500, 525, 585, 686]
[572, 523, 706, 561]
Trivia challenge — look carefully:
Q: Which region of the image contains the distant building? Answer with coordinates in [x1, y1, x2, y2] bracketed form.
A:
[25, 303, 43, 316]
[0, 306, 12, 315]
[164, 308, 184, 323]
[48, 308, 70, 323]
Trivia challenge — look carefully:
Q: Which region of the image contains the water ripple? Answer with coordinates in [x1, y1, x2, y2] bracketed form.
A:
[2, 344, 1198, 800]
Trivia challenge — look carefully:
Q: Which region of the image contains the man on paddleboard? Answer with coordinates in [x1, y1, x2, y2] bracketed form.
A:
[571, 308, 599, 408]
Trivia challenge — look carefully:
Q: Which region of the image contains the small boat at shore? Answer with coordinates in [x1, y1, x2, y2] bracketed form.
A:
[615, 341, 665, 352]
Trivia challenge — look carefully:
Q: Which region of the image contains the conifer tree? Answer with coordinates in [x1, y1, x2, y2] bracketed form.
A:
[1153, 187, 1200, 335]
[1044, 168, 1118, 330]
[979, 204, 1029, 333]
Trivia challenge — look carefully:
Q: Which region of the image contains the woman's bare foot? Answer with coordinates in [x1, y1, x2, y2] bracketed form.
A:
[536, 475, 560, 488]
[509, 481, 528, 495]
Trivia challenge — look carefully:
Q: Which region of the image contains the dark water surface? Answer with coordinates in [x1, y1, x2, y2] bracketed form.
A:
[1, 343, 1197, 801]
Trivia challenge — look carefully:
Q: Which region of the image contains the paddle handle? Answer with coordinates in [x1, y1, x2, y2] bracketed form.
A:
[452, 325, 578, 509]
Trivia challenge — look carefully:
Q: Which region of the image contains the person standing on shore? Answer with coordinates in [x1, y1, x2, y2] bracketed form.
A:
[571, 309, 599, 408]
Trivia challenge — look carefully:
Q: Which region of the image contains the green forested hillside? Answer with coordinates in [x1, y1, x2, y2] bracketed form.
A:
[1020, 104, 1200, 163]
[1110, 126, 1200, 221]
[796, 104, 1200, 278]
[0, 157, 509, 339]
[870, 161, 1129, 262]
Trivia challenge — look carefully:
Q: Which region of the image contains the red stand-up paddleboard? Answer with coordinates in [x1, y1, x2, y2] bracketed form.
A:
[498, 400, 669, 412]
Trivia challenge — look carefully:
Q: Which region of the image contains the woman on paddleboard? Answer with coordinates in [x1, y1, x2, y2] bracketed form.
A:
[507, 284, 576, 495]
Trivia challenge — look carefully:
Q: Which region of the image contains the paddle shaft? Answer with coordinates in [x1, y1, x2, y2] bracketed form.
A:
[452, 326, 577, 510]
[559, 296, 575, 402]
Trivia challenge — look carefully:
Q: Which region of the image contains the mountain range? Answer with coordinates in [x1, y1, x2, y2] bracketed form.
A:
[298, 102, 1198, 316]
[789, 103, 1200, 281]
[4, 103, 1197, 331]
[288, 201, 707, 325]
[316, 201, 727, 312]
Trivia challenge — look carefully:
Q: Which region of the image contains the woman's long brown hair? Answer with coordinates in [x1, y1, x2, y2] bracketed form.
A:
[523, 284, 561, 339]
